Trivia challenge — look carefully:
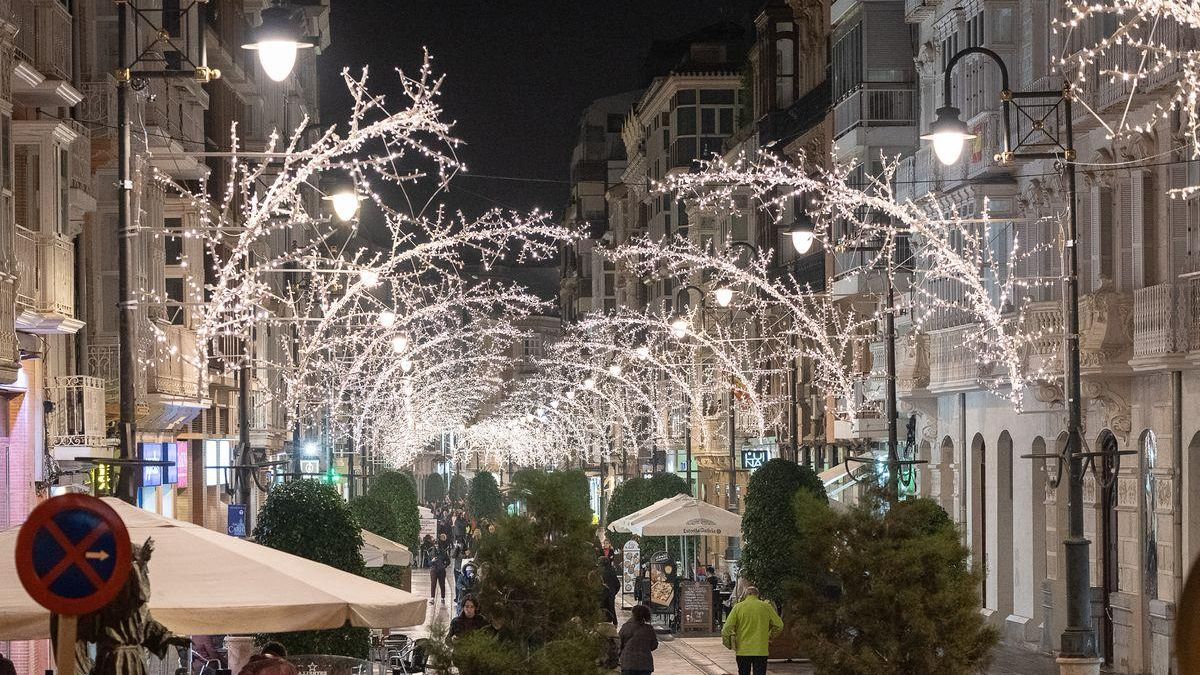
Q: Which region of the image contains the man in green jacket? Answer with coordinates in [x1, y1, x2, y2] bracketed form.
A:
[721, 586, 783, 675]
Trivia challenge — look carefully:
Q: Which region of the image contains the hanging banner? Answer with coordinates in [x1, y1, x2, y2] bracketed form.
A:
[621, 539, 640, 595]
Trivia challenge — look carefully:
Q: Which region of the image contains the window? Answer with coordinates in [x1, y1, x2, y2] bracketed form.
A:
[165, 278, 185, 325]
[606, 113, 624, 133]
[833, 23, 864, 99]
[165, 235, 184, 265]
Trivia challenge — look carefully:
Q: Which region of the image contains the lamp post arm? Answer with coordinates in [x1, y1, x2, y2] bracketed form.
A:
[941, 46, 1011, 103]
[942, 46, 1014, 160]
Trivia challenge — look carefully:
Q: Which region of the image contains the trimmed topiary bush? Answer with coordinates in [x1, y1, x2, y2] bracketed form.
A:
[467, 471, 503, 523]
[449, 473, 469, 502]
[253, 480, 369, 657]
[740, 458, 826, 602]
[365, 470, 420, 550]
[424, 472, 446, 504]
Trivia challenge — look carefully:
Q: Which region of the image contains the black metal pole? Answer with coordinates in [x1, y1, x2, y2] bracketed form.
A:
[728, 389, 736, 511]
[788, 332, 799, 463]
[684, 395, 693, 495]
[347, 431, 356, 499]
[1059, 99, 1096, 664]
[238, 335, 251, 526]
[885, 278, 899, 500]
[114, 2, 137, 504]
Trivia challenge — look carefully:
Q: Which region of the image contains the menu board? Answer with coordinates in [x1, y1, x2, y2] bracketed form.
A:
[679, 581, 712, 631]
[648, 550, 677, 610]
[621, 540, 640, 595]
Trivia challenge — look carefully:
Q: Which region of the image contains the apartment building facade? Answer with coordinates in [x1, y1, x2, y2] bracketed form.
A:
[0, 4, 329, 672]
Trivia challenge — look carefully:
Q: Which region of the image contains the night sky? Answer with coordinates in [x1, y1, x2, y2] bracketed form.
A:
[317, 0, 766, 221]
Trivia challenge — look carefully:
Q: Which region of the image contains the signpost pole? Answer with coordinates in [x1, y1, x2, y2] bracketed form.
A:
[54, 615, 77, 675]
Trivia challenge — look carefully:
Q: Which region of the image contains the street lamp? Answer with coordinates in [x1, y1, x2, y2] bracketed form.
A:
[608, 364, 623, 377]
[399, 357, 413, 373]
[241, 2, 315, 82]
[635, 345, 651, 360]
[358, 269, 380, 287]
[325, 189, 361, 222]
[378, 310, 397, 327]
[713, 286, 735, 308]
[583, 377, 596, 390]
[782, 216, 816, 254]
[391, 335, 409, 354]
[669, 317, 689, 339]
[921, 105, 978, 166]
[928, 46, 1117, 673]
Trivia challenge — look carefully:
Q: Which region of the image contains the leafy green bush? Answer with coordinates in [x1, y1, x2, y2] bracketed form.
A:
[467, 471, 504, 523]
[789, 490, 998, 675]
[740, 458, 826, 602]
[253, 480, 369, 657]
[449, 473, 469, 502]
[424, 472, 446, 504]
[474, 470, 600, 652]
[364, 470, 420, 550]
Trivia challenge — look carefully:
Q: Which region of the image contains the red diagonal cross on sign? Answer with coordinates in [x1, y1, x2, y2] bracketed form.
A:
[37, 518, 110, 590]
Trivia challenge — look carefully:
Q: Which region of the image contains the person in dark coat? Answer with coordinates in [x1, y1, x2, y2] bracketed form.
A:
[429, 550, 449, 605]
[447, 595, 491, 640]
[618, 604, 658, 675]
[601, 558, 621, 624]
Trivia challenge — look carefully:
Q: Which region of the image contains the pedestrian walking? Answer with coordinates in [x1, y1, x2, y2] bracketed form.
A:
[601, 557, 621, 624]
[721, 586, 783, 675]
[617, 604, 658, 675]
[429, 550, 449, 606]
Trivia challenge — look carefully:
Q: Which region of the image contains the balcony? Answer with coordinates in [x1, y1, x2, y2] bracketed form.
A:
[904, 0, 937, 22]
[69, 122, 94, 210]
[78, 78, 117, 134]
[144, 79, 207, 179]
[87, 342, 120, 404]
[928, 324, 985, 392]
[147, 323, 205, 402]
[14, 227, 81, 334]
[833, 83, 917, 143]
[13, 0, 71, 81]
[1131, 282, 1190, 366]
[47, 375, 114, 461]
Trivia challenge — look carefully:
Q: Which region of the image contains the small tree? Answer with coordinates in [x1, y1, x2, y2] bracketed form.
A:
[424, 472, 446, 504]
[789, 491, 998, 675]
[254, 480, 369, 657]
[740, 458, 826, 602]
[604, 477, 648, 549]
[467, 471, 503, 523]
[365, 470, 420, 550]
[449, 473, 469, 502]
[474, 470, 600, 652]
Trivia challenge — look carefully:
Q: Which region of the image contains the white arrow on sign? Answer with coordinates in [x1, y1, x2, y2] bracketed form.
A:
[84, 550, 110, 561]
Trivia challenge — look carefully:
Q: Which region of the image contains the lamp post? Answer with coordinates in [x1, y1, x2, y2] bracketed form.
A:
[925, 47, 1106, 673]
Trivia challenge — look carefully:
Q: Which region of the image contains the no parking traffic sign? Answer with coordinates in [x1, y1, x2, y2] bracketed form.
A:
[15, 494, 132, 616]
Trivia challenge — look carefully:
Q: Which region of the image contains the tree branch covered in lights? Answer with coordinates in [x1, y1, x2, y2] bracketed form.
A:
[132, 54, 576, 468]
[657, 151, 1057, 409]
[466, 307, 791, 468]
[1056, 0, 1200, 194]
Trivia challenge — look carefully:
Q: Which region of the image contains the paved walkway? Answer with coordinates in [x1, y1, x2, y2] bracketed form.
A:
[401, 571, 1059, 674]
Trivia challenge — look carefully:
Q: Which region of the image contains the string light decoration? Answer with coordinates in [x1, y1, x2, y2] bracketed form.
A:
[654, 150, 1060, 410]
[130, 54, 576, 468]
[465, 305, 791, 468]
[1055, 0, 1200, 195]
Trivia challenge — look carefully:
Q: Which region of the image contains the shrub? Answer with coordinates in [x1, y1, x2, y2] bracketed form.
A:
[740, 458, 826, 602]
[467, 471, 503, 523]
[424, 472, 446, 504]
[253, 480, 369, 657]
[473, 470, 600, 652]
[449, 473, 469, 502]
[789, 490, 998, 675]
[365, 470, 420, 550]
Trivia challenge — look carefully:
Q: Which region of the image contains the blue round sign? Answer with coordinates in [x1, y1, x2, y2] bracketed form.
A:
[15, 495, 132, 615]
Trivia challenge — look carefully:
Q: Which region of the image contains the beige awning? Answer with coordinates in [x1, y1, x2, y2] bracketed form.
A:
[607, 493, 693, 533]
[627, 497, 742, 537]
[361, 529, 412, 567]
[0, 498, 427, 640]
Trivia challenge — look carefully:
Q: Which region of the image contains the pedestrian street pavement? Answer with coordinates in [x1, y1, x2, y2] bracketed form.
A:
[400, 570, 1059, 675]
